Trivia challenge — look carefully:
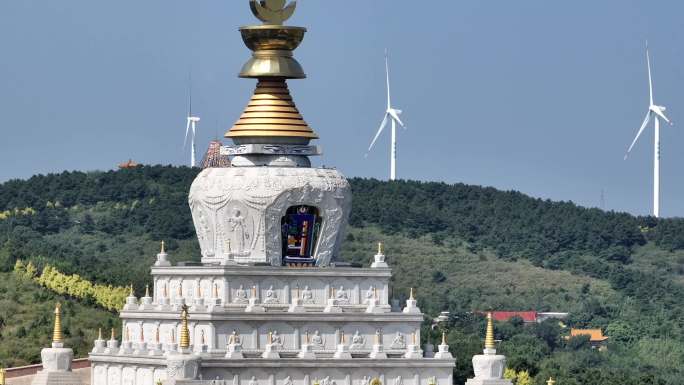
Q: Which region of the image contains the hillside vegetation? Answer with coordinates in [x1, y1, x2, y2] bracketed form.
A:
[1, 166, 684, 384]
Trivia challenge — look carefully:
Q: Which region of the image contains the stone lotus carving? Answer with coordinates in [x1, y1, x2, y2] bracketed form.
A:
[189, 167, 351, 266]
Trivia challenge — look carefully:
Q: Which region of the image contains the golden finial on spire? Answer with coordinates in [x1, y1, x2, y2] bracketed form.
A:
[179, 305, 190, 349]
[305, 330, 310, 344]
[252, 286, 257, 298]
[140, 327, 145, 342]
[375, 330, 381, 344]
[268, 331, 273, 344]
[52, 303, 63, 344]
[145, 285, 150, 298]
[213, 283, 219, 298]
[196, 285, 201, 297]
[546, 378, 555, 385]
[409, 288, 415, 300]
[129, 284, 134, 297]
[442, 331, 447, 345]
[340, 330, 345, 344]
[155, 327, 160, 343]
[110, 328, 116, 340]
[177, 284, 182, 297]
[250, 0, 297, 25]
[378, 242, 384, 254]
[160, 240, 165, 253]
[485, 312, 495, 349]
[98, 328, 102, 340]
[412, 332, 417, 345]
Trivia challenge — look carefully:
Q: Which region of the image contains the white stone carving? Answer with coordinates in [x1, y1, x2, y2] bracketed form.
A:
[390, 332, 406, 349]
[349, 331, 367, 350]
[263, 285, 279, 304]
[233, 285, 249, 304]
[189, 167, 351, 266]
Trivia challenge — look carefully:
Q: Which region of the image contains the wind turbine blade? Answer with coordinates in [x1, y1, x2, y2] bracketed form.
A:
[183, 119, 191, 149]
[646, 45, 653, 106]
[388, 109, 405, 128]
[367, 114, 389, 153]
[653, 109, 673, 125]
[625, 111, 652, 159]
[385, 49, 391, 110]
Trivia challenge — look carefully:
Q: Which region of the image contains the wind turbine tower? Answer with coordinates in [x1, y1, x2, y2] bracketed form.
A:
[367, 50, 405, 181]
[184, 90, 201, 168]
[624, 43, 673, 218]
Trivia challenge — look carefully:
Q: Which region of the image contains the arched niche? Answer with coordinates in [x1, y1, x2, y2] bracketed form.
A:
[281, 205, 322, 265]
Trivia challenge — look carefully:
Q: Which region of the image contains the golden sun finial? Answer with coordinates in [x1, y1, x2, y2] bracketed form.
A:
[250, 0, 297, 25]
[52, 303, 63, 344]
[485, 312, 495, 349]
[377, 242, 384, 254]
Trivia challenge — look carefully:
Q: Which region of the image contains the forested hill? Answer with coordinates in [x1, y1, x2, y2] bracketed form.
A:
[2, 166, 684, 384]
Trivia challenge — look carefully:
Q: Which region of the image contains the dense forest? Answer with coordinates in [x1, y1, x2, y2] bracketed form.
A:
[1, 165, 684, 384]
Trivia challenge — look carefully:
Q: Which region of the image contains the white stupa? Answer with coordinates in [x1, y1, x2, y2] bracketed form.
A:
[88, 2, 455, 385]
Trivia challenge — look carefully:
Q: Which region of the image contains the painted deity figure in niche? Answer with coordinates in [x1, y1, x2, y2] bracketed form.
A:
[263, 285, 278, 304]
[233, 285, 249, 304]
[301, 286, 315, 304]
[335, 286, 350, 304]
[390, 332, 406, 349]
[350, 330, 366, 350]
[227, 208, 248, 254]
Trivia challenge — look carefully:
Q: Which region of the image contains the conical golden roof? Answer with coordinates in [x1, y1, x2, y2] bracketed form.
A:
[226, 79, 318, 140]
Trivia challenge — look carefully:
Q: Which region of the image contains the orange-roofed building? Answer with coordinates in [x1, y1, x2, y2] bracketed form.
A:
[118, 159, 140, 169]
[568, 328, 609, 350]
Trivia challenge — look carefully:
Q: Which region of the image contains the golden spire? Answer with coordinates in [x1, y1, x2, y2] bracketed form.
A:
[546, 378, 555, 385]
[155, 327, 160, 343]
[227, 80, 317, 140]
[145, 285, 150, 298]
[140, 327, 145, 342]
[409, 288, 415, 300]
[340, 330, 345, 344]
[213, 283, 219, 298]
[110, 328, 115, 340]
[52, 303, 63, 344]
[441, 331, 447, 345]
[98, 328, 102, 340]
[412, 332, 417, 345]
[129, 284, 134, 297]
[226, 0, 317, 141]
[268, 331, 273, 344]
[485, 312, 495, 349]
[375, 330, 381, 344]
[179, 305, 190, 349]
[378, 242, 384, 254]
[160, 240, 165, 253]
[252, 286, 257, 298]
[305, 330, 310, 344]
[196, 285, 201, 297]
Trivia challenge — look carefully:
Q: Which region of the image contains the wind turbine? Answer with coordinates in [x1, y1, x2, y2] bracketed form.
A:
[624, 43, 673, 218]
[184, 85, 200, 168]
[367, 50, 405, 181]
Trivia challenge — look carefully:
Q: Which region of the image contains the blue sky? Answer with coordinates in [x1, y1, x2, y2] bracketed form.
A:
[1, 1, 683, 217]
